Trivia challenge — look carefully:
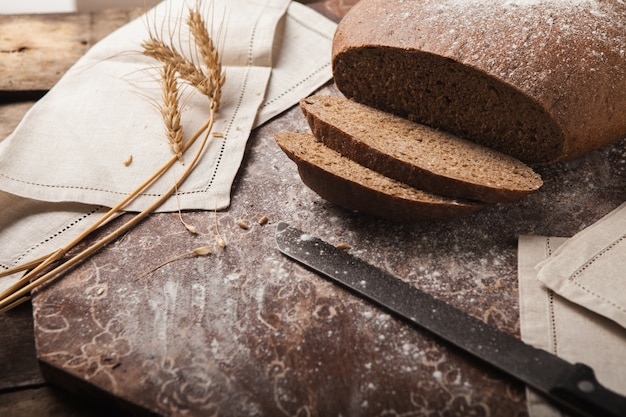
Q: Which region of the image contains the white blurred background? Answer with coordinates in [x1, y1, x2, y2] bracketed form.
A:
[0, 0, 161, 14]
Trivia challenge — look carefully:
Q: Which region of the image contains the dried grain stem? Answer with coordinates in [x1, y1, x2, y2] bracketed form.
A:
[142, 37, 210, 95]
[187, 8, 225, 109]
[0, 296, 30, 314]
[0, 111, 217, 312]
[0, 254, 53, 279]
[174, 182, 197, 234]
[214, 207, 226, 249]
[0, 0, 225, 313]
[160, 62, 184, 163]
[141, 2, 224, 109]
[134, 245, 211, 281]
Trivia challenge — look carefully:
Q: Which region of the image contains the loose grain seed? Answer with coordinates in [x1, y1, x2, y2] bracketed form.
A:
[192, 246, 211, 256]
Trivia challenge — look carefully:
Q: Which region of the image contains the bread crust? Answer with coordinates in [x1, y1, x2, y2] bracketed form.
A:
[332, 0, 626, 164]
[301, 95, 542, 203]
[274, 132, 483, 222]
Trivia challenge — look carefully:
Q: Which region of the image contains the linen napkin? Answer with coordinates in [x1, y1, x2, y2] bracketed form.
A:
[0, 192, 108, 293]
[0, 0, 336, 213]
[518, 203, 626, 416]
[535, 202, 626, 329]
[0, 0, 336, 290]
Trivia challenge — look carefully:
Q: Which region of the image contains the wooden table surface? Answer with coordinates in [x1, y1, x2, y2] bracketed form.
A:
[0, 8, 146, 416]
[1, 2, 625, 416]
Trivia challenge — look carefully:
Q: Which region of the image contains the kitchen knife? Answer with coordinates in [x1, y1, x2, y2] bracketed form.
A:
[275, 222, 626, 417]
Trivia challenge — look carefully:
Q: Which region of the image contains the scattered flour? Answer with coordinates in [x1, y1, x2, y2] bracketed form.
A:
[441, 0, 600, 8]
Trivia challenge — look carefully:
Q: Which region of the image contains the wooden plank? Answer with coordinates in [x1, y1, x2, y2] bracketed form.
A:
[0, 9, 144, 416]
[0, 101, 36, 139]
[0, 303, 43, 390]
[0, 385, 115, 417]
[31, 84, 535, 416]
[0, 9, 142, 93]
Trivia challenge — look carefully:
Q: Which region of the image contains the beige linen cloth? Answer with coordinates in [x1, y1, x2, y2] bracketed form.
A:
[519, 202, 626, 416]
[0, 0, 336, 290]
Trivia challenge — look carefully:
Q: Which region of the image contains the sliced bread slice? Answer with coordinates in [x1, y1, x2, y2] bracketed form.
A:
[300, 95, 543, 204]
[274, 131, 483, 222]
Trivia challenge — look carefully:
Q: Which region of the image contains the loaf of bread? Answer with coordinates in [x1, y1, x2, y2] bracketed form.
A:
[300, 95, 542, 203]
[274, 132, 484, 222]
[332, 0, 626, 164]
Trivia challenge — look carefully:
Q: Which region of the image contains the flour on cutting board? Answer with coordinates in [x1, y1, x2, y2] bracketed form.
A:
[440, 0, 600, 9]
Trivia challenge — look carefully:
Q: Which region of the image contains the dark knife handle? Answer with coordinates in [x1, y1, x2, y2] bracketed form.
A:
[550, 363, 626, 417]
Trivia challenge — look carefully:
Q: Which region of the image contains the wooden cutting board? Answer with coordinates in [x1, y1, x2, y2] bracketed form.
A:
[31, 84, 626, 415]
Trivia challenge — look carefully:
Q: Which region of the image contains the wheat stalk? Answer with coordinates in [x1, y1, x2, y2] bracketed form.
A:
[142, 37, 211, 96]
[0, 111, 217, 314]
[142, 5, 225, 109]
[134, 245, 211, 281]
[187, 8, 225, 109]
[0, 1, 224, 313]
[160, 62, 184, 163]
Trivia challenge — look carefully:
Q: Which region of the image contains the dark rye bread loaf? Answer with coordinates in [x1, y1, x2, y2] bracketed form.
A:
[300, 95, 542, 203]
[332, 0, 626, 165]
[274, 132, 483, 222]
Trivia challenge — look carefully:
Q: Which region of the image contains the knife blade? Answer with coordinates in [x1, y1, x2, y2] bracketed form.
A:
[275, 222, 626, 417]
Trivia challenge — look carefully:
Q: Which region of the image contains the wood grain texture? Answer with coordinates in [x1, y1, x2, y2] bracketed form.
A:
[0, 385, 117, 417]
[0, 9, 142, 93]
[0, 101, 35, 139]
[0, 7, 146, 417]
[0, 303, 42, 390]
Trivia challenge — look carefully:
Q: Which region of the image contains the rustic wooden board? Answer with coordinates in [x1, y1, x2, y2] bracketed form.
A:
[30, 80, 626, 415]
[0, 385, 115, 417]
[0, 101, 35, 139]
[0, 303, 42, 390]
[0, 7, 150, 417]
[0, 1, 166, 389]
[0, 9, 142, 93]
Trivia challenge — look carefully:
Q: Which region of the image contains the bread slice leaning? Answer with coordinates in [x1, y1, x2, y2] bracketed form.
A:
[301, 95, 542, 204]
[274, 132, 483, 222]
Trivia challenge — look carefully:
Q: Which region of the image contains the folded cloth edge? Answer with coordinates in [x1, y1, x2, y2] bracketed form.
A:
[0, 0, 336, 214]
[534, 202, 626, 329]
[519, 234, 626, 417]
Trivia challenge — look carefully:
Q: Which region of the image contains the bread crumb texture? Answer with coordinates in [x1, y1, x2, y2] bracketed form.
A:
[274, 131, 483, 222]
[301, 95, 542, 203]
[332, 0, 626, 164]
